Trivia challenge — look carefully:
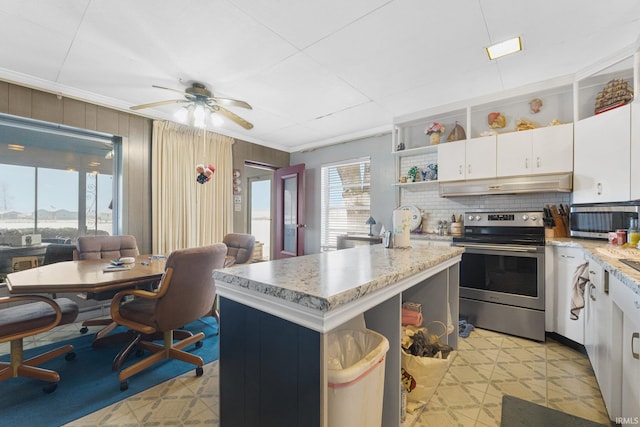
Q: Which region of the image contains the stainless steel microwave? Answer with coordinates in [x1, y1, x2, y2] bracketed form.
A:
[570, 203, 640, 239]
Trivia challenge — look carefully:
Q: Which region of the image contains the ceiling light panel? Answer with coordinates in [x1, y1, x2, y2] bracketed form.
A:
[486, 37, 522, 60]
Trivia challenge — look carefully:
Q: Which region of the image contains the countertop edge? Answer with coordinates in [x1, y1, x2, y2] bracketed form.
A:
[214, 242, 464, 314]
[547, 238, 640, 297]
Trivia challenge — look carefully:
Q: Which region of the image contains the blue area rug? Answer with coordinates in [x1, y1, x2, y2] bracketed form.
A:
[1, 317, 218, 427]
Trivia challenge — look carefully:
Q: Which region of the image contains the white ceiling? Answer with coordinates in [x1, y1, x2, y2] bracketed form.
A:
[0, 0, 639, 153]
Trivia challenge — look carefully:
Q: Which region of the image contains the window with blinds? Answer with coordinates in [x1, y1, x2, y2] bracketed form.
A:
[320, 157, 371, 251]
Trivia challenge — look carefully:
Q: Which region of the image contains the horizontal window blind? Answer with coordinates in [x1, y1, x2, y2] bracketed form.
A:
[321, 157, 371, 251]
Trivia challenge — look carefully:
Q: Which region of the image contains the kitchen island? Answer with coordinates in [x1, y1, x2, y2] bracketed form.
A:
[213, 241, 463, 427]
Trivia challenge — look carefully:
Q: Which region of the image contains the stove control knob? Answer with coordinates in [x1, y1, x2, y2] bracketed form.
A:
[521, 214, 529, 221]
[468, 215, 475, 221]
[475, 215, 481, 221]
[530, 215, 537, 221]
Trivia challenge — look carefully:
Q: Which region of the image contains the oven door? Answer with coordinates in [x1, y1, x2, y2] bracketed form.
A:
[456, 243, 545, 311]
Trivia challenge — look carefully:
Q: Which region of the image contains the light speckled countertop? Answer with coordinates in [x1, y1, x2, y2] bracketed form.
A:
[213, 240, 463, 312]
[547, 238, 640, 297]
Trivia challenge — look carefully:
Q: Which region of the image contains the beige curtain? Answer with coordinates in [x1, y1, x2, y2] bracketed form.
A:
[151, 121, 233, 254]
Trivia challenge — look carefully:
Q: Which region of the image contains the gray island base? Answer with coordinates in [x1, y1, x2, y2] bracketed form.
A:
[213, 241, 463, 427]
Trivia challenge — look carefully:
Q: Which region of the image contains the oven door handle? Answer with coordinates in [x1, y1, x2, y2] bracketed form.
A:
[454, 242, 540, 253]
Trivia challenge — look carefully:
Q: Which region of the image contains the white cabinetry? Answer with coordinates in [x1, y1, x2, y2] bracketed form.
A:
[438, 135, 496, 182]
[611, 275, 640, 421]
[584, 260, 613, 416]
[631, 102, 640, 200]
[573, 104, 631, 204]
[553, 246, 585, 344]
[496, 123, 573, 177]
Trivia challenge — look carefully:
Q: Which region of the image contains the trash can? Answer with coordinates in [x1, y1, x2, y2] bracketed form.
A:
[327, 328, 390, 427]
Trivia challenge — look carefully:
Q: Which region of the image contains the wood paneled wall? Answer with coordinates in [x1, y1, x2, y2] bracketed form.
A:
[231, 139, 290, 234]
[0, 81, 153, 254]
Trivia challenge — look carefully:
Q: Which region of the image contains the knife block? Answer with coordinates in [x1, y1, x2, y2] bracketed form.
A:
[546, 224, 567, 238]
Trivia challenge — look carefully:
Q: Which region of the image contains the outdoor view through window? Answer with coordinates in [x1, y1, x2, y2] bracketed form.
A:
[0, 117, 116, 281]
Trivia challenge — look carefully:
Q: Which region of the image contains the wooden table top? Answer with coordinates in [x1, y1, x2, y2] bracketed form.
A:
[6, 255, 166, 294]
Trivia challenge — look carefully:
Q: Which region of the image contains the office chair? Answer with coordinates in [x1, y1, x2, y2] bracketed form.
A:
[42, 243, 76, 266]
[0, 295, 78, 393]
[214, 233, 256, 327]
[75, 235, 143, 340]
[110, 243, 227, 390]
[222, 233, 256, 267]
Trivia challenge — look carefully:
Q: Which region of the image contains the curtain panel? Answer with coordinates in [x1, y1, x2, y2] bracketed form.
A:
[151, 121, 233, 254]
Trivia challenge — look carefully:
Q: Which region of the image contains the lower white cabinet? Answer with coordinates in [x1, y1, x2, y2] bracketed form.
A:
[611, 274, 640, 421]
[584, 260, 613, 416]
[553, 246, 585, 344]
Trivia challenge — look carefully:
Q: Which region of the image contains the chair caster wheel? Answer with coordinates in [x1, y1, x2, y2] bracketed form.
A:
[43, 383, 58, 394]
[65, 351, 76, 361]
[80, 326, 88, 334]
[195, 341, 203, 349]
[196, 367, 203, 377]
[136, 349, 144, 357]
[120, 381, 129, 391]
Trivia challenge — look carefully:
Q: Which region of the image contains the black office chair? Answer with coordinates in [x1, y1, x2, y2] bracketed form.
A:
[43, 244, 76, 266]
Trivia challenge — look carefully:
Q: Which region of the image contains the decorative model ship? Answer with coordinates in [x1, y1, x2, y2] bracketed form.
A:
[594, 79, 634, 114]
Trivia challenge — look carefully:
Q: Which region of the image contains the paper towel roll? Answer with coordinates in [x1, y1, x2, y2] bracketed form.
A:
[393, 209, 410, 248]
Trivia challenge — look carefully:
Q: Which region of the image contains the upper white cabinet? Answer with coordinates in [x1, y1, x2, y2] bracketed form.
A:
[497, 123, 574, 177]
[438, 136, 496, 182]
[631, 101, 640, 200]
[573, 103, 631, 204]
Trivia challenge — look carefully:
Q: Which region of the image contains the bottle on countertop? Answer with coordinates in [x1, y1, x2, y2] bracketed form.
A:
[628, 218, 640, 247]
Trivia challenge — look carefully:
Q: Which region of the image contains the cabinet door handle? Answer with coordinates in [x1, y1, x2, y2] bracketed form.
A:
[525, 158, 529, 169]
[632, 332, 639, 360]
[589, 283, 596, 301]
[597, 182, 603, 195]
[536, 157, 541, 168]
[468, 164, 472, 175]
[458, 165, 463, 175]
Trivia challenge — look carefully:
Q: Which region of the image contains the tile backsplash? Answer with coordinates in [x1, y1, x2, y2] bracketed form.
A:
[399, 152, 571, 234]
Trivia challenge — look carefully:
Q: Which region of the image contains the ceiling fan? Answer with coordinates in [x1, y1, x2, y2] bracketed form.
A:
[130, 82, 253, 129]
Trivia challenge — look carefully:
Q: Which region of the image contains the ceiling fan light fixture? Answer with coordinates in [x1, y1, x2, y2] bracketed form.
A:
[210, 112, 224, 127]
[486, 36, 522, 60]
[174, 106, 189, 122]
[193, 103, 207, 128]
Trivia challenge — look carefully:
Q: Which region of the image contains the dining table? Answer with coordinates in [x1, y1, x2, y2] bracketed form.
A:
[5, 255, 167, 350]
[5, 255, 166, 296]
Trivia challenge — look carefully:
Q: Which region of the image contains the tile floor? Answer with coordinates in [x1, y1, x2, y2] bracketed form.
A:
[2, 322, 611, 426]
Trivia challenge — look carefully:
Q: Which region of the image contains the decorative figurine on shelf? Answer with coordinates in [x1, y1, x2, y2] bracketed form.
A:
[425, 122, 445, 145]
[447, 121, 466, 142]
[488, 112, 506, 129]
[528, 98, 543, 114]
[421, 163, 438, 181]
[408, 166, 419, 182]
[516, 118, 537, 131]
[196, 163, 216, 184]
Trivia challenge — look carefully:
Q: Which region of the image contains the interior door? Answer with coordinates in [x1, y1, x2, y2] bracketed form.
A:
[274, 164, 305, 259]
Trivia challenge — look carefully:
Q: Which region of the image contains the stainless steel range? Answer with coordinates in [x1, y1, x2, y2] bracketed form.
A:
[453, 211, 546, 341]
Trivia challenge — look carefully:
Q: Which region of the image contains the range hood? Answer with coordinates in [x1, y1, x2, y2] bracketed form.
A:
[439, 173, 572, 197]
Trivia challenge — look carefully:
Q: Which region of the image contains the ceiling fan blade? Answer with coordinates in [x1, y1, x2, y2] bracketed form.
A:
[210, 97, 252, 110]
[151, 85, 187, 95]
[130, 99, 189, 110]
[213, 105, 254, 129]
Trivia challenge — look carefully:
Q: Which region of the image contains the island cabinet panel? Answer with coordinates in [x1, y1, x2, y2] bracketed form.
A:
[219, 297, 321, 427]
[214, 242, 463, 426]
